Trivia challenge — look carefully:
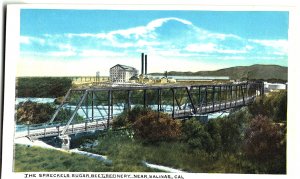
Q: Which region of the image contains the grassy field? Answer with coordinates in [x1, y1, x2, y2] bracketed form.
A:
[14, 128, 283, 173]
[14, 144, 159, 172]
[14, 136, 248, 173]
[82, 130, 254, 173]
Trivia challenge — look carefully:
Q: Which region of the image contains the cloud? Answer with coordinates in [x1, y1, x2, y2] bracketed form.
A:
[249, 39, 288, 55]
[185, 43, 216, 53]
[146, 17, 193, 30]
[149, 49, 194, 57]
[63, 17, 194, 50]
[79, 50, 124, 57]
[20, 16, 288, 74]
[185, 43, 250, 54]
[206, 33, 242, 40]
[48, 50, 77, 57]
[58, 44, 74, 51]
[20, 36, 31, 44]
[65, 17, 193, 40]
[220, 56, 246, 60]
[20, 36, 45, 45]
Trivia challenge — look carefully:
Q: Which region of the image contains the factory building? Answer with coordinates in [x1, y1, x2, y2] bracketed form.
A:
[110, 53, 151, 83]
[72, 76, 110, 85]
[110, 64, 138, 83]
[264, 82, 287, 92]
[149, 75, 229, 82]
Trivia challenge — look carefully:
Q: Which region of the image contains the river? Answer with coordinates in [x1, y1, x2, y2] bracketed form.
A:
[15, 97, 229, 132]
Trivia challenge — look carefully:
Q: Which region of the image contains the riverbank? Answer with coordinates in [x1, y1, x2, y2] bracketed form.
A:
[14, 138, 179, 172]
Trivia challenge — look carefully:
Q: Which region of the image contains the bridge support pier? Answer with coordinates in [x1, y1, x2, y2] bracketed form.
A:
[59, 135, 71, 150]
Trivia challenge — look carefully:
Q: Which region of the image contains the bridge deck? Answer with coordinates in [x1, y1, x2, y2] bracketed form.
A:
[15, 120, 108, 140]
[174, 96, 255, 118]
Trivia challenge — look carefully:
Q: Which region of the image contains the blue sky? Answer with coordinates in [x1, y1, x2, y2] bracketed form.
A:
[19, 9, 289, 76]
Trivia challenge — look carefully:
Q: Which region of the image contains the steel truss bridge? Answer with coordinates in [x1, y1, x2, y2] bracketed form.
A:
[20, 82, 264, 139]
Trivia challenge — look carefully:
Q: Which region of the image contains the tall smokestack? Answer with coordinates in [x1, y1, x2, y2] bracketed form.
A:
[145, 54, 147, 75]
[141, 53, 144, 75]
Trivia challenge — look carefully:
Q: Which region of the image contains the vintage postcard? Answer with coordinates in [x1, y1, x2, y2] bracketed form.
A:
[2, 2, 298, 179]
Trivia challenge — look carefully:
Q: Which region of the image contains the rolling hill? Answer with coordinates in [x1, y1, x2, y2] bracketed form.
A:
[150, 64, 287, 81]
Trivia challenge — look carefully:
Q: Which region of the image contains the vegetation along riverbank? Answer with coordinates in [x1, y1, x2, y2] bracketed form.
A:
[15, 90, 287, 173]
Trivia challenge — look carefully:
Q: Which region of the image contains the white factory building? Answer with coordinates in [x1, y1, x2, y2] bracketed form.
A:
[110, 64, 138, 83]
[264, 82, 287, 92]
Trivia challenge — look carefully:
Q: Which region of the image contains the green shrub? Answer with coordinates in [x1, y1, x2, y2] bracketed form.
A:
[112, 106, 150, 129]
[248, 90, 287, 122]
[133, 110, 182, 143]
[113, 106, 181, 143]
[206, 119, 222, 152]
[243, 115, 286, 173]
[182, 118, 214, 152]
[218, 109, 250, 153]
[16, 101, 55, 124]
[16, 101, 83, 124]
[112, 111, 130, 129]
[127, 106, 151, 123]
[271, 90, 287, 122]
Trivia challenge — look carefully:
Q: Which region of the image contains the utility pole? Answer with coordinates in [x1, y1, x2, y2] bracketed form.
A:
[96, 71, 100, 84]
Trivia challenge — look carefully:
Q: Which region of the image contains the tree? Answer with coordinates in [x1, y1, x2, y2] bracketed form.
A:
[16, 101, 83, 124]
[218, 109, 250, 153]
[182, 118, 214, 152]
[16, 101, 54, 124]
[248, 90, 287, 123]
[113, 106, 181, 143]
[271, 90, 287, 122]
[133, 110, 181, 143]
[206, 119, 222, 152]
[112, 106, 150, 129]
[164, 71, 168, 78]
[243, 115, 286, 173]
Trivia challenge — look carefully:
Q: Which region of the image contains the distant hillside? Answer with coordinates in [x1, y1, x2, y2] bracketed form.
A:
[150, 64, 287, 81]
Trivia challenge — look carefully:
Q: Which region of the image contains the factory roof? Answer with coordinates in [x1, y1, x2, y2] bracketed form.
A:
[129, 76, 139, 80]
[149, 75, 230, 80]
[110, 64, 137, 71]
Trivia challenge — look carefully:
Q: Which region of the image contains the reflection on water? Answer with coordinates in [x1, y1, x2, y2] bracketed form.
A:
[15, 98, 229, 132]
[16, 98, 56, 105]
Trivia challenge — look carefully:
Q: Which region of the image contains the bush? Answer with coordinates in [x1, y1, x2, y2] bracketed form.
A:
[16, 101, 83, 124]
[271, 90, 287, 122]
[218, 109, 251, 153]
[243, 115, 286, 173]
[182, 118, 214, 152]
[248, 90, 287, 122]
[112, 106, 150, 129]
[112, 111, 130, 129]
[206, 119, 222, 152]
[127, 106, 150, 124]
[181, 112, 249, 153]
[113, 106, 181, 143]
[132, 109, 181, 143]
[16, 101, 55, 124]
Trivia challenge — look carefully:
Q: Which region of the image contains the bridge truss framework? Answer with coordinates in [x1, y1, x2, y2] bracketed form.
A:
[23, 82, 264, 139]
[50, 82, 263, 135]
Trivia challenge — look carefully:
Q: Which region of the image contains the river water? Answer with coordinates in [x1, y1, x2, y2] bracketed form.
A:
[15, 97, 229, 132]
[16, 97, 56, 104]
